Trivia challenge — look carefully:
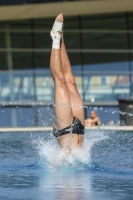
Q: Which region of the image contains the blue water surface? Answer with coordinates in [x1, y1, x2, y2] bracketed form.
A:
[0, 129, 133, 200]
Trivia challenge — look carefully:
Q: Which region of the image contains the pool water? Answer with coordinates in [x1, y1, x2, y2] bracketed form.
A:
[0, 129, 133, 200]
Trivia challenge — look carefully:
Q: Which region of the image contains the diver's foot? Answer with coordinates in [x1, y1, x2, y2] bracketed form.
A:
[50, 13, 63, 49]
[52, 13, 63, 33]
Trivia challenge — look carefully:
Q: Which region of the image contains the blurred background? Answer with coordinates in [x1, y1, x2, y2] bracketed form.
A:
[0, 0, 132, 127]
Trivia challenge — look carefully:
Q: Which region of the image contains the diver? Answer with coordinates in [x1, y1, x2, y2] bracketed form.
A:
[50, 13, 85, 151]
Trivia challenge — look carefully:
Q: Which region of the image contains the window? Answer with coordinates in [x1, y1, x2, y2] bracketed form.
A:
[100, 76, 109, 85]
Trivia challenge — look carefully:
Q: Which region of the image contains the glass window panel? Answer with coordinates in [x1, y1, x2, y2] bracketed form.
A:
[68, 53, 82, 70]
[9, 20, 31, 29]
[34, 18, 54, 29]
[81, 13, 126, 30]
[0, 53, 7, 70]
[129, 33, 133, 49]
[35, 74, 54, 101]
[11, 33, 32, 48]
[13, 71, 35, 101]
[128, 12, 133, 30]
[12, 52, 32, 69]
[130, 55, 133, 97]
[83, 74, 130, 102]
[129, 12, 133, 74]
[130, 54, 133, 70]
[129, 12, 133, 50]
[0, 33, 6, 48]
[63, 16, 79, 29]
[34, 33, 51, 48]
[0, 71, 35, 101]
[100, 76, 107, 85]
[0, 73, 10, 101]
[83, 53, 129, 71]
[82, 33, 127, 49]
[34, 52, 82, 70]
[35, 52, 50, 69]
[0, 0, 24, 6]
[68, 53, 83, 98]
[0, 22, 6, 29]
[64, 33, 80, 49]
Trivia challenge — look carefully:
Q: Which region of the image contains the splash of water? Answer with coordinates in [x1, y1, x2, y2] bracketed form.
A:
[31, 129, 109, 170]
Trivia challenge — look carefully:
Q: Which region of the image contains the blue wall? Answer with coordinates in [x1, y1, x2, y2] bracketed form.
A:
[0, 106, 119, 127]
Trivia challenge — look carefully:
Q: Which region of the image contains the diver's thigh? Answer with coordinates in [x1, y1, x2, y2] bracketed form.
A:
[54, 84, 73, 129]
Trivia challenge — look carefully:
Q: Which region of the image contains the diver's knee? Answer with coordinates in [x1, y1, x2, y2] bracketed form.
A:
[55, 74, 67, 86]
[67, 78, 77, 91]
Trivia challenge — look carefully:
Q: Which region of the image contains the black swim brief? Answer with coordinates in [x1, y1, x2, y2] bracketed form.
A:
[53, 117, 84, 138]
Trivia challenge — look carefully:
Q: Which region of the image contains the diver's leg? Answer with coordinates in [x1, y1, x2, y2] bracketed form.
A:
[50, 45, 74, 148]
[50, 14, 75, 149]
[61, 38, 84, 125]
[50, 49, 73, 129]
[61, 37, 85, 146]
[50, 51, 74, 149]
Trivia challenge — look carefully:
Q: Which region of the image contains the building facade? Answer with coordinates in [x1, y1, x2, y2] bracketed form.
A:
[0, 0, 132, 126]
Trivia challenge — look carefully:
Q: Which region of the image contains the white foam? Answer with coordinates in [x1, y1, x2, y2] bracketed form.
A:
[32, 130, 109, 169]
